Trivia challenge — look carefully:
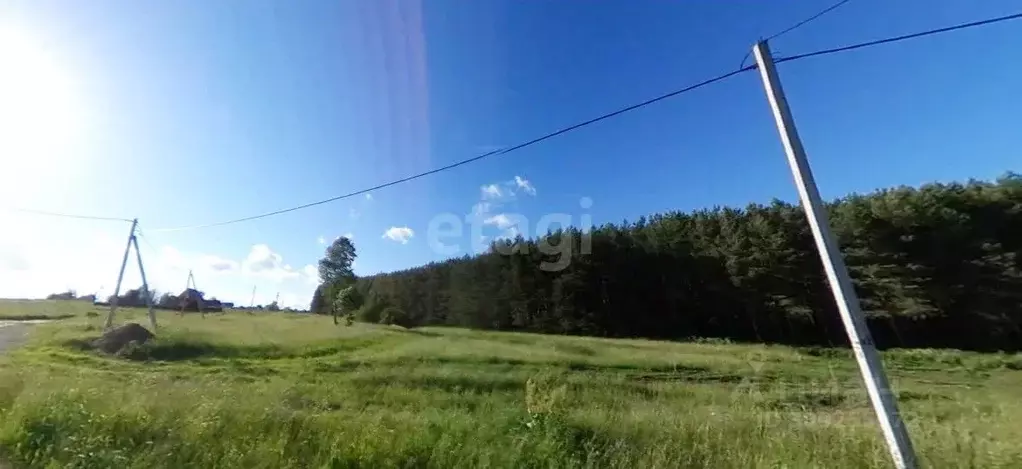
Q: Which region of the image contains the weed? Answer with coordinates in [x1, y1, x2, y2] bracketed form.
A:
[524, 374, 568, 428]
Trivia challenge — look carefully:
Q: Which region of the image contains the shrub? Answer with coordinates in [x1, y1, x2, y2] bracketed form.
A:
[380, 307, 413, 328]
[357, 293, 387, 324]
[46, 290, 76, 301]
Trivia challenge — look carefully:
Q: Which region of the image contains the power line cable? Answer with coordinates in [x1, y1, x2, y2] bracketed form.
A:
[0, 206, 133, 223]
[149, 65, 758, 232]
[739, 0, 853, 70]
[151, 9, 1022, 233]
[135, 228, 160, 255]
[765, 0, 853, 43]
[776, 11, 1022, 63]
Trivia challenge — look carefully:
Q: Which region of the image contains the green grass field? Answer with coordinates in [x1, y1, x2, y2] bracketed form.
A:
[1, 300, 1021, 468]
[0, 300, 82, 321]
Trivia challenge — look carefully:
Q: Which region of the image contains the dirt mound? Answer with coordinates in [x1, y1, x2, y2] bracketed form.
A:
[92, 323, 155, 354]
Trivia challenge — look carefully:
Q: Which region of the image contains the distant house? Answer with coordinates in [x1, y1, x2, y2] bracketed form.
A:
[177, 288, 223, 313]
[221, 302, 235, 309]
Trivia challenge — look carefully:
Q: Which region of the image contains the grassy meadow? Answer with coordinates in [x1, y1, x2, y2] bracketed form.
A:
[1, 301, 1021, 468]
[0, 300, 83, 321]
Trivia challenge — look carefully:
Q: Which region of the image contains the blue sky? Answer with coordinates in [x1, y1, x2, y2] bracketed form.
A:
[0, 0, 1019, 308]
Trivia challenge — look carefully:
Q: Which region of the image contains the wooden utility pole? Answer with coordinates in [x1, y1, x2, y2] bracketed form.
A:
[753, 40, 917, 469]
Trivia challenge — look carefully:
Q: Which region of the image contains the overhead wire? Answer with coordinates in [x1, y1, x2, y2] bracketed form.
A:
[764, 0, 853, 43]
[135, 227, 160, 256]
[739, 0, 853, 70]
[0, 206, 133, 223]
[148, 65, 758, 232]
[775, 11, 1022, 63]
[149, 9, 1022, 233]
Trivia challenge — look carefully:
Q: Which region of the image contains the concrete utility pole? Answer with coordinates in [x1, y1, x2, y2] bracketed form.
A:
[131, 235, 158, 330]
[753, 40, 918, 469]
[104, 219, 159, 331]
[105, 219, 138, 330]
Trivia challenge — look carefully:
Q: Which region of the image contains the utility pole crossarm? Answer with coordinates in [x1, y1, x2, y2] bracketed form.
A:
[752, 40, 918, 469]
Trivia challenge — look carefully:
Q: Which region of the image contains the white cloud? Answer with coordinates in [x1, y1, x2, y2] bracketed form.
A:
[160, 246, 185, 269]
[317, 235, 326, 245]
[349, 208, 360, 220]
[480, 184, 503, 200]
[278, 292, 305, 310]
[471, 202, 492, 217]
[302, 264, 319, 285]
[470, 176, 538, 219]
[465, 177, 536, 246]
[484, 214, 525, 240]
[484, 213, 514, 229]
[495, 226, 520, 241]
[480, 176, 537, 202]
[243, 244, 281, 272]
[382, 226, 415, 244]
[200, 255, 238, 273]
[365, 193, 373, 201]
[242, 244, 298, 280]
[514, 176, 536, 196]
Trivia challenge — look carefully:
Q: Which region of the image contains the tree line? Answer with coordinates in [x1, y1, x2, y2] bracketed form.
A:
[313, 173, 1022, 351]
[46, 288, 166, 308]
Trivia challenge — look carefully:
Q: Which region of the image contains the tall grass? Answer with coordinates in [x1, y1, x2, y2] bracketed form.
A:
[1, 302, 1021, 468]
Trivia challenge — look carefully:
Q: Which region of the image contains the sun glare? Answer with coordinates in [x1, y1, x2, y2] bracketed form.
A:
[0, 25, 84, 189]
